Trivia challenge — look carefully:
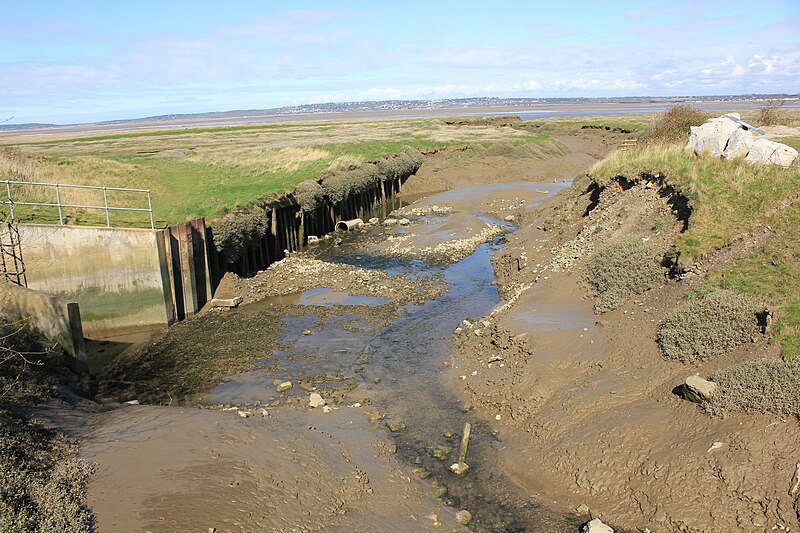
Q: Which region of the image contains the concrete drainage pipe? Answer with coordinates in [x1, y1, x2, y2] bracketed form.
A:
[335, 218, 364, 231]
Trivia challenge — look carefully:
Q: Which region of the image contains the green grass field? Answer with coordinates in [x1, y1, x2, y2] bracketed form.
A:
[1, 118, 555, 226]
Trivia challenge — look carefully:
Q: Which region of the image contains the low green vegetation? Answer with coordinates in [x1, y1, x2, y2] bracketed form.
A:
[658, 289, 765, 363]
[526, 114, 650, 134]
[580, 238, 662, 313]
[706, 358, 800, 418]
[706, 203, 800, 359]
[590, 116, 800, 358]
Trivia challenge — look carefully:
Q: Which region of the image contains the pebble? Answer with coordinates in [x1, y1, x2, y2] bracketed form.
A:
[450, 462, 470, 475]
[309, 393, 326, 408]
[455, 510, 472, 526]
[276, 381, 293, 393]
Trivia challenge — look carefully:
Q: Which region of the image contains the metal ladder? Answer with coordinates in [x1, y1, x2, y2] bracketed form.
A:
[0, 222, 27, 287]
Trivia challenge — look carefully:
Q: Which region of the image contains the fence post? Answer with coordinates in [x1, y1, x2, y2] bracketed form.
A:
[5, 181, 14, 222]
[55, 184, 64, 225]
[147, 190, 154, 229]
[103, 187, 110, 227]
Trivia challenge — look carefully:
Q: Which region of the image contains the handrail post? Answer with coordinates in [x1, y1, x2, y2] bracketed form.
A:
[5, 181, 15, 222]
[55, 183, 64, 225]
[147, 190, 154, 229]
[103, 187, 110, 227]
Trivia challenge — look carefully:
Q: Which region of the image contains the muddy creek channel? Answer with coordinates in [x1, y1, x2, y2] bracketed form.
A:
[86, 181, 581, 532]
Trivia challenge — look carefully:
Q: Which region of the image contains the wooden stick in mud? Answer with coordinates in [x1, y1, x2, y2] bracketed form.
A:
[790, 462, 800, 497]
[459, 422, 471, 464]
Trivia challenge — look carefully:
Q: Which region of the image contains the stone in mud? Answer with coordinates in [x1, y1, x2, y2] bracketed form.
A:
[583, 518, 614, 533]
[276, 381, 293, 393]
[386, 419, 406, 432]
[383, 218, 398, 226]
[211, 296, 243, 308]
[365, 410, 384, 422]
[504, 214, 516, 222]
[368, 217, 380, 225]
[683, 375, 718, 403]
[449, 462, 469, 475]
[307, 235, 320, 245]
[576, 503, 590, 514]
[398, 218, 411, 226]
[309, 393, 326, 408]
[455, 510, 472, 525]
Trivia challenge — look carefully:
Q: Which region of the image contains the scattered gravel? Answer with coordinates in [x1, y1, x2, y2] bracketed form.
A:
[219, 255, 447, 305]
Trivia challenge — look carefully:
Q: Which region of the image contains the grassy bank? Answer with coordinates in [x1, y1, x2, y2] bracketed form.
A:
[1, 118, 557, 227]
[590, 138, 799, 359]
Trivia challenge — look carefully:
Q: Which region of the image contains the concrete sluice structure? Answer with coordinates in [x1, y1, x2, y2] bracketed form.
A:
[2, 169, 410, 339]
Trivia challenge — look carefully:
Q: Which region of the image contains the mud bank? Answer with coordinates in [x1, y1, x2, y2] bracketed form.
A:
[452, 174, 800, 532]
[79, 133, 621, 531]
[82, 405, 463, 532]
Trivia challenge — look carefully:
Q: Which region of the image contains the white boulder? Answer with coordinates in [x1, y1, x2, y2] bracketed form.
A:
[583, 518, 614, 533]
[687, 114, 741, 157]
[745, 138, 799, 166]
[721, 127, 754, 159]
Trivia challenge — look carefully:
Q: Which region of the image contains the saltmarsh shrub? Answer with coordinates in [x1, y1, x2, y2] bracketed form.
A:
[580, 238, 662, 313]
[643, 104, 710, 145]
[211, 205, 269, 263]
[658, 289, 765, 363]
[705, 358, 800, 418]
[294, 180, 325, 213]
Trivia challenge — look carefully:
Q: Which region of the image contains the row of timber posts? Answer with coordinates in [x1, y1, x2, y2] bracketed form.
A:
[158, 174, 408, 315]
[221, 174, 406, 278]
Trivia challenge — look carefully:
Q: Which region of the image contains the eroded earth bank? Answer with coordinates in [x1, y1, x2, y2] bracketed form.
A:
[48, 127, 799, 532]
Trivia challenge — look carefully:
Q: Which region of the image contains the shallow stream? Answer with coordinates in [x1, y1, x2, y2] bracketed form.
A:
[203, 181, 577, 531]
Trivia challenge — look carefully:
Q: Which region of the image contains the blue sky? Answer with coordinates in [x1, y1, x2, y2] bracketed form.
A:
[1, 0, 798, 124]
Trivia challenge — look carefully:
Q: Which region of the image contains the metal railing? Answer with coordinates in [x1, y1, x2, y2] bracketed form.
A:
[1, 180, 154, 229]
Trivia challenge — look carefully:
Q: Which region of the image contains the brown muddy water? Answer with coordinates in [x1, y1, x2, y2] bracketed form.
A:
[84, 181, 582, 532]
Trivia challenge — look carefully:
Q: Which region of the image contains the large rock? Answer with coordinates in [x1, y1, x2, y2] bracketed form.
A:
[744, 138, 799, 166]
[583, 518, 614, 533]
[687, 114, 741, 157]
[683, 375, 718, 403]
[721, 127, 754, 159]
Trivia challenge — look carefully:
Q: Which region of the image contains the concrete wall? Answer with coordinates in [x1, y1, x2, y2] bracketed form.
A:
[17, 224, 173, 335]
[0, 281, 87, 373]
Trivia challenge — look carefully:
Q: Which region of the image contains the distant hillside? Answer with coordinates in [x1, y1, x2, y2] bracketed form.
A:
[2, 94, 797, 131]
